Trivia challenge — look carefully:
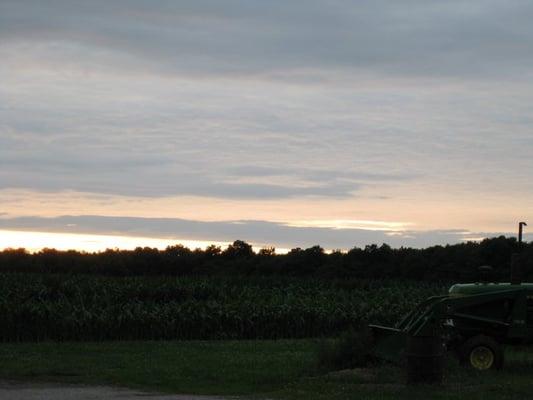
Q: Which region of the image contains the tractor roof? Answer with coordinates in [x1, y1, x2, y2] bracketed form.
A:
[449, 282, 533, 296]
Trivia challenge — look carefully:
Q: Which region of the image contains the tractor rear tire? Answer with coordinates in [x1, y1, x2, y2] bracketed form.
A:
[459, 335, 504, 370]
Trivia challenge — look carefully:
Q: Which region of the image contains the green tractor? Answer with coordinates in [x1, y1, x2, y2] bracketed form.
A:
[371, 222, 530, 372]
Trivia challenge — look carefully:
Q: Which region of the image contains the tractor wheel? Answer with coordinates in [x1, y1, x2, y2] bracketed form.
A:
[459, 335, 504, 370]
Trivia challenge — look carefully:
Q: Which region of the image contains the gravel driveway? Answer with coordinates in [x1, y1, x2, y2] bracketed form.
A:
[0, 381, 232, 400]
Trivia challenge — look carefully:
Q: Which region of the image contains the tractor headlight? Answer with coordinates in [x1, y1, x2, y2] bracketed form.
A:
[443, 318, 455, 327]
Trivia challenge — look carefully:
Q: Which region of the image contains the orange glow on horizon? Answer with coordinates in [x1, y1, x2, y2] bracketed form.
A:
[0, 230, 227, 253]
[1, 188, 531, 235]
[0, 230, 290, 254]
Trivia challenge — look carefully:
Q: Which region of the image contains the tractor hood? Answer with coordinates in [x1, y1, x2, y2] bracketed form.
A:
[449, 282, 533, 296]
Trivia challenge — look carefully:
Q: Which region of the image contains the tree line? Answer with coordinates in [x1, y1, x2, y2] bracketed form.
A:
[1, 236, 532, 281]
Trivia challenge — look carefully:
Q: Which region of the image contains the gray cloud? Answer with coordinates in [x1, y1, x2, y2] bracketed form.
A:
[0, 170, 358, 199]
[0, 135, 360, 198]
[2, 0, 533, 79]
[225, 166, 414, 182]
[1, 214, 525, 249]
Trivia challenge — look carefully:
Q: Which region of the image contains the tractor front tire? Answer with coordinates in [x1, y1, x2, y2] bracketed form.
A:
[459, 335, 504, 370]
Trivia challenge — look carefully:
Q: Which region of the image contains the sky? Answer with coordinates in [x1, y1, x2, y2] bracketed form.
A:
[1, 0, 533, 252]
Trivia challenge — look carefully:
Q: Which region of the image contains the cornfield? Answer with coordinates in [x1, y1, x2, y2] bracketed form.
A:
[0, 273, 446, 341]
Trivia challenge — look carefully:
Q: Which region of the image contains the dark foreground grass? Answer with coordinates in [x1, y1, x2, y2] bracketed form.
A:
[1, 340, 533, 399]
[0, 340, 314, 395]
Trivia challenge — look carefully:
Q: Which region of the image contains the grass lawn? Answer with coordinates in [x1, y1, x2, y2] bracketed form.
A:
[1, 340, 533, 399]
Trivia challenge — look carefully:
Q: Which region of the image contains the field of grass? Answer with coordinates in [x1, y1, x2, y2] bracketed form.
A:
[0, 340, 313, 395]
[1, 340, 533, 399]
[3, 272, 533, 398]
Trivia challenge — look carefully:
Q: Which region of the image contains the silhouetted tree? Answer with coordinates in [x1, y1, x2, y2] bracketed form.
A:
[1, 236, 532, 282]
[223, 240, 254, 259]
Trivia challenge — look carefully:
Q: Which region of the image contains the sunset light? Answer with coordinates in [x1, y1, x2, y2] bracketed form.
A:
[0, 230, 228, 253]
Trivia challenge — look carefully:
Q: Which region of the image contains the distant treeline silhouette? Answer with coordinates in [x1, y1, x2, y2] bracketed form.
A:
[1, 236, 532, 281]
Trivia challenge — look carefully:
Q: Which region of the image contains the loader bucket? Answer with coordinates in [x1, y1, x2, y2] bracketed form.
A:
[369, 324, 406, 363]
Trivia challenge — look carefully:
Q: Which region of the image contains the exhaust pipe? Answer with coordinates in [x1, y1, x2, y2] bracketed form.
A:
[511, 222, 527, 285]
[519, 221, 527, 245]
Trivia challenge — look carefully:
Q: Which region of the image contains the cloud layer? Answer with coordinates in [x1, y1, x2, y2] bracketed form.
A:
[3, 0, 533, 78]
[2, 214, 528, 250]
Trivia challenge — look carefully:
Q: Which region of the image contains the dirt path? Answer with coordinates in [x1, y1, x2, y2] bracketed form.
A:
[0, 381, 232, 400]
